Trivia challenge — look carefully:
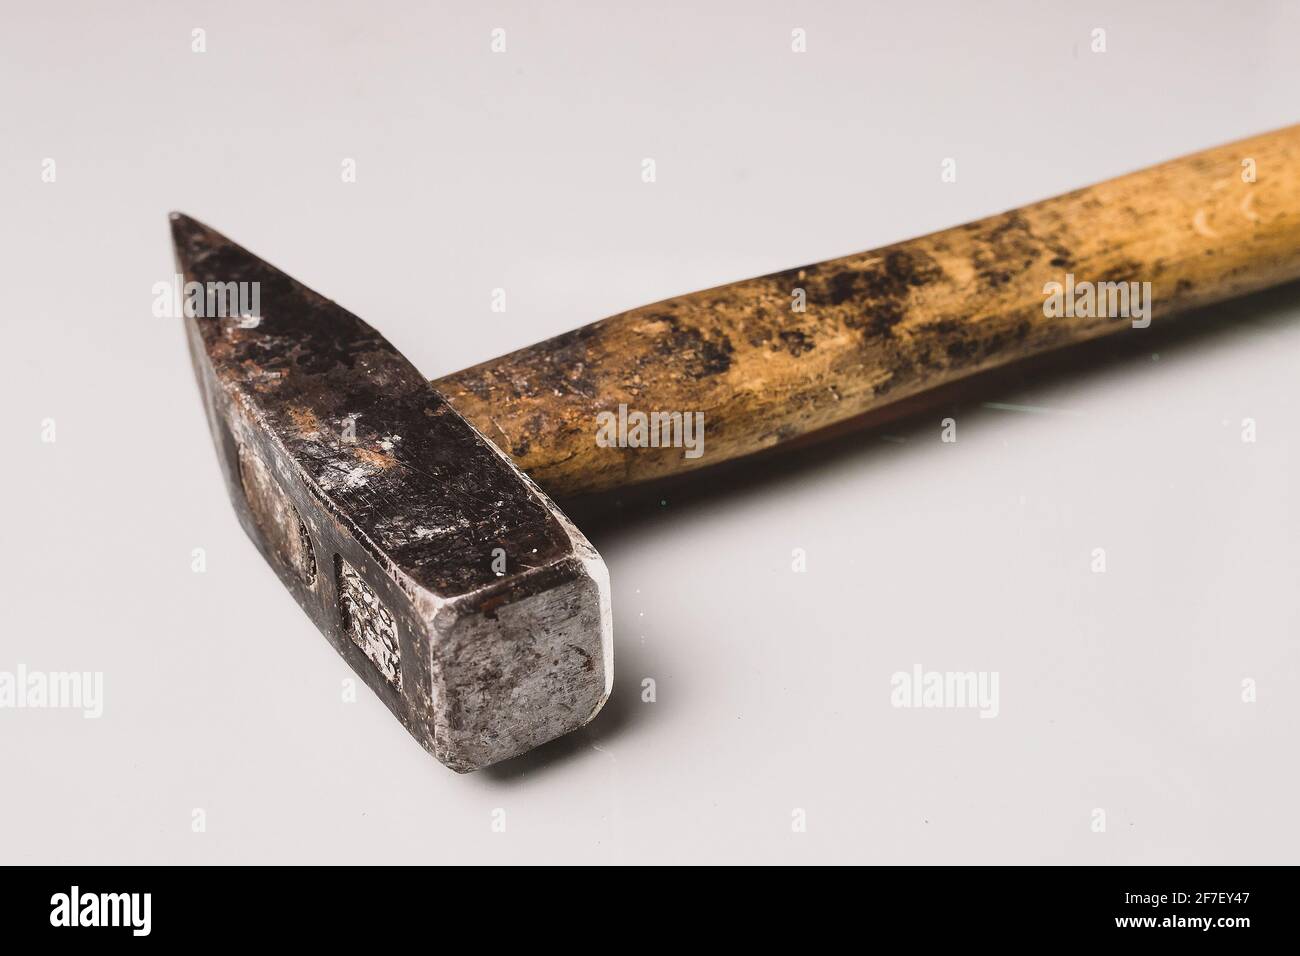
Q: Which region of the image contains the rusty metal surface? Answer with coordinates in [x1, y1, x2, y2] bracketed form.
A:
[173, 213, 612, 772]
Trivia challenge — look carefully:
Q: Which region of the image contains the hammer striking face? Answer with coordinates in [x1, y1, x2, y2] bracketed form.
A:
[173, 214, 612, 772]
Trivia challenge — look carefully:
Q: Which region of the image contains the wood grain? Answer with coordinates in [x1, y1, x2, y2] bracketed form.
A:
[434, 125, 1300, 498]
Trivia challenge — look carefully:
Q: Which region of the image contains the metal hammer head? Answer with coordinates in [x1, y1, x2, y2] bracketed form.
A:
[171, 213, 612, 772]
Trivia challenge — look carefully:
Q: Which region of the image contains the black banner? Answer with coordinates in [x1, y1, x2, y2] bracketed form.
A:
[2, 865, 1288, 941]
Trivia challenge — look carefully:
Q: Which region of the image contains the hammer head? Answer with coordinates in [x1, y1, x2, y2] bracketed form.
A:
[172, 214, 612, 772]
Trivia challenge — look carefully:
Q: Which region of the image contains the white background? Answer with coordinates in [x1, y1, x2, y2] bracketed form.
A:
[2, 1, 1297, 864]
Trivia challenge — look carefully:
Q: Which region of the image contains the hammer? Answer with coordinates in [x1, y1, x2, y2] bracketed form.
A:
[175, 124, 1300, 772]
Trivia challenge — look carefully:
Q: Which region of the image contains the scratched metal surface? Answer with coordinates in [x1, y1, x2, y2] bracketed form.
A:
[172, 213, 573, 598]
[2, 1, 1298, 863]
[173, 213, 612, 771]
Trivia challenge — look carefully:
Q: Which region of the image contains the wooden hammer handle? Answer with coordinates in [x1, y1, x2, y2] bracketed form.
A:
[435, 125, 1300, 498]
